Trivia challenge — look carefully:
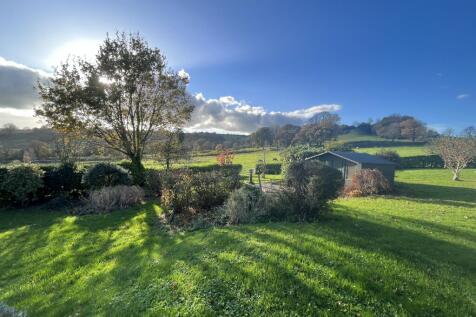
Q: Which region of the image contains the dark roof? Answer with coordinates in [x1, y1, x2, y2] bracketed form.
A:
[306, 151, 396, 165]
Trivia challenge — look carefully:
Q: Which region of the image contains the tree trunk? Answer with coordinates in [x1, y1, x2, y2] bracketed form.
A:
[262, 146, 266, 179]
[165, 157, 170, 171]
[452, 169, 460, 181]
[130, 154, 145, 185]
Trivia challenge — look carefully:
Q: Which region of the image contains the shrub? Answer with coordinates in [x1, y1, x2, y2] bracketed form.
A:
[161, 168, 241, 215]
[87, 185, 144, 213]
[187, 164, 242, 175]
[216, 149, 234, 165]
[325, 141, 353, 152]
[376, 150, 401, 166]
[82, 163, 132, 189]
[222, 185, 265, 224]
[255, 163, 282, 175]
[280, 145, 324, 178]
[0, 165, 44, 206]
[160, 170, 194, 214]
[42, 163, 84, 198]
[144, 168, 162, 197]
[0, 167, 8, 204]
[117, 159, 134, 171]
[284, 160, 343, 221]
[344, 169, 391, 197]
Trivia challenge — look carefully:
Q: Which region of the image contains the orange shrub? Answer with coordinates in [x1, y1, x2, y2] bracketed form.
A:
[345, 169, 391, 197]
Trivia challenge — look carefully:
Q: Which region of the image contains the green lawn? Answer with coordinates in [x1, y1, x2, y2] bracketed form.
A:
[0, 169, 475, 316]
[355, 145, 429, 157]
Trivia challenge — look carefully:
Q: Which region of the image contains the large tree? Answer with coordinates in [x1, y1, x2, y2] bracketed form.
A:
[37, 33, 194, 183]
[400, 118, 426, 142]
[431, 131, 476, 180]
[276, 124, 301, 147]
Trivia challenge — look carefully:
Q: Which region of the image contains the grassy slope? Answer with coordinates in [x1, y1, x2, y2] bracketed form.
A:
[355, 146, 428, 157]
[0, 169, 475, 316]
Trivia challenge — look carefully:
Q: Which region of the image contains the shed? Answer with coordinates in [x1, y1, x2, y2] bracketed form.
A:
[306, 151, 396, 185]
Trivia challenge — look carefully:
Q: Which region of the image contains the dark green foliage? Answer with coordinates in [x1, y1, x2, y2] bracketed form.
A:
[399, 154, 475, 169]
[0, 168, 8, 204]
[399, 155, 471, 169]
[222, 185, 266, 224]
[42, 163, 84, 198]
[284, 160, 343, 221]
[376, 150, 401, 167]
[82, 163, 132, 189]
[160, 170, 194, 214]
[161, 168, 240, 214]
[192, 171, 241, 211]
[0, 165, 44, 206]
[187, 164, 242, 175]
[280, 145, 324, 177]
[325, 141, 354, 152]
[255, 163, 282, 175]
[144, 169, 162, 197]
[116, 159, 145, 185]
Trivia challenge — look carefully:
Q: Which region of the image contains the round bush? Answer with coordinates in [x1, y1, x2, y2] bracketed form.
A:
[307, 165, 344, 202]
[223, 185, 265, 224]
[42, 163, 84, 197]
[344, 169, 391, 197]
[82, 163, 132, 189]
[284, 160, 344, 221]
[1, 164, 44, 206]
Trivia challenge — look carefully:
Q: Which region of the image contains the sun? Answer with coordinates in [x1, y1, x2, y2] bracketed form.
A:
[46, 39, 101, 68]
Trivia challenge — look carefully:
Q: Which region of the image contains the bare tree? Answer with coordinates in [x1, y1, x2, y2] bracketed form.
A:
[432, 131, 476, 180]
[152, 128, 187, 171]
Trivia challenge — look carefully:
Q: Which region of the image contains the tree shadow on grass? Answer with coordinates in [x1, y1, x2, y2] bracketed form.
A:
[395, 182, 476, 204]
[1, 203, 475, 316]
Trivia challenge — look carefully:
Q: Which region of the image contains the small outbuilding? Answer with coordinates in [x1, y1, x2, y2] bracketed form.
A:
[306, 151, 396, 185]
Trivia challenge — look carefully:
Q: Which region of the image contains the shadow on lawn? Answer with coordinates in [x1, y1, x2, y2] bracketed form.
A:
[1, 203, 475, 316]
[395, 182, 476, 204]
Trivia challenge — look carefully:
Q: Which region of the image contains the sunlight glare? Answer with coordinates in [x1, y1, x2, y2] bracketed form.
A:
[47, 39, 101, 68]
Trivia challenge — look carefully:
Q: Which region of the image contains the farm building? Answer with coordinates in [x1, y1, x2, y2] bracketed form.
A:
[306, 151, 396, 185]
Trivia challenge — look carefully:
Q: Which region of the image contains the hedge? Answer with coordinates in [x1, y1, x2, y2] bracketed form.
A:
[186, 164, 242, 175]
[255, 163, 282, 175]
[346, 141, 426, 148]
[399, 155, 476, 169]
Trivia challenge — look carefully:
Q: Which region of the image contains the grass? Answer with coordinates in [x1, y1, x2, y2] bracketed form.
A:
[355, 145, 429, 157]
[1, 169, 475, 316]
[337, 132, 388, 143]
[143, 148, 283, 182]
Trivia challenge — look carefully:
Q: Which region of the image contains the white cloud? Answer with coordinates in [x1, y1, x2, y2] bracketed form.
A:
[178, 69, 190, 81]
[187, 93, 342, 134]
[0, 58, 342, 133]
[457, 93, 470, 100]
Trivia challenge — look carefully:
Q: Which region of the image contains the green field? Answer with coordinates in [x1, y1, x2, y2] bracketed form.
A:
[355, 146, 429, 157]
[143, 148, 283, 182]
[1, 169, 475, 316]
[337, 132, 388, 143]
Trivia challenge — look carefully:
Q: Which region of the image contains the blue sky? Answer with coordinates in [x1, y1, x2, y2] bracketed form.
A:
[0, 0, 475, 132]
